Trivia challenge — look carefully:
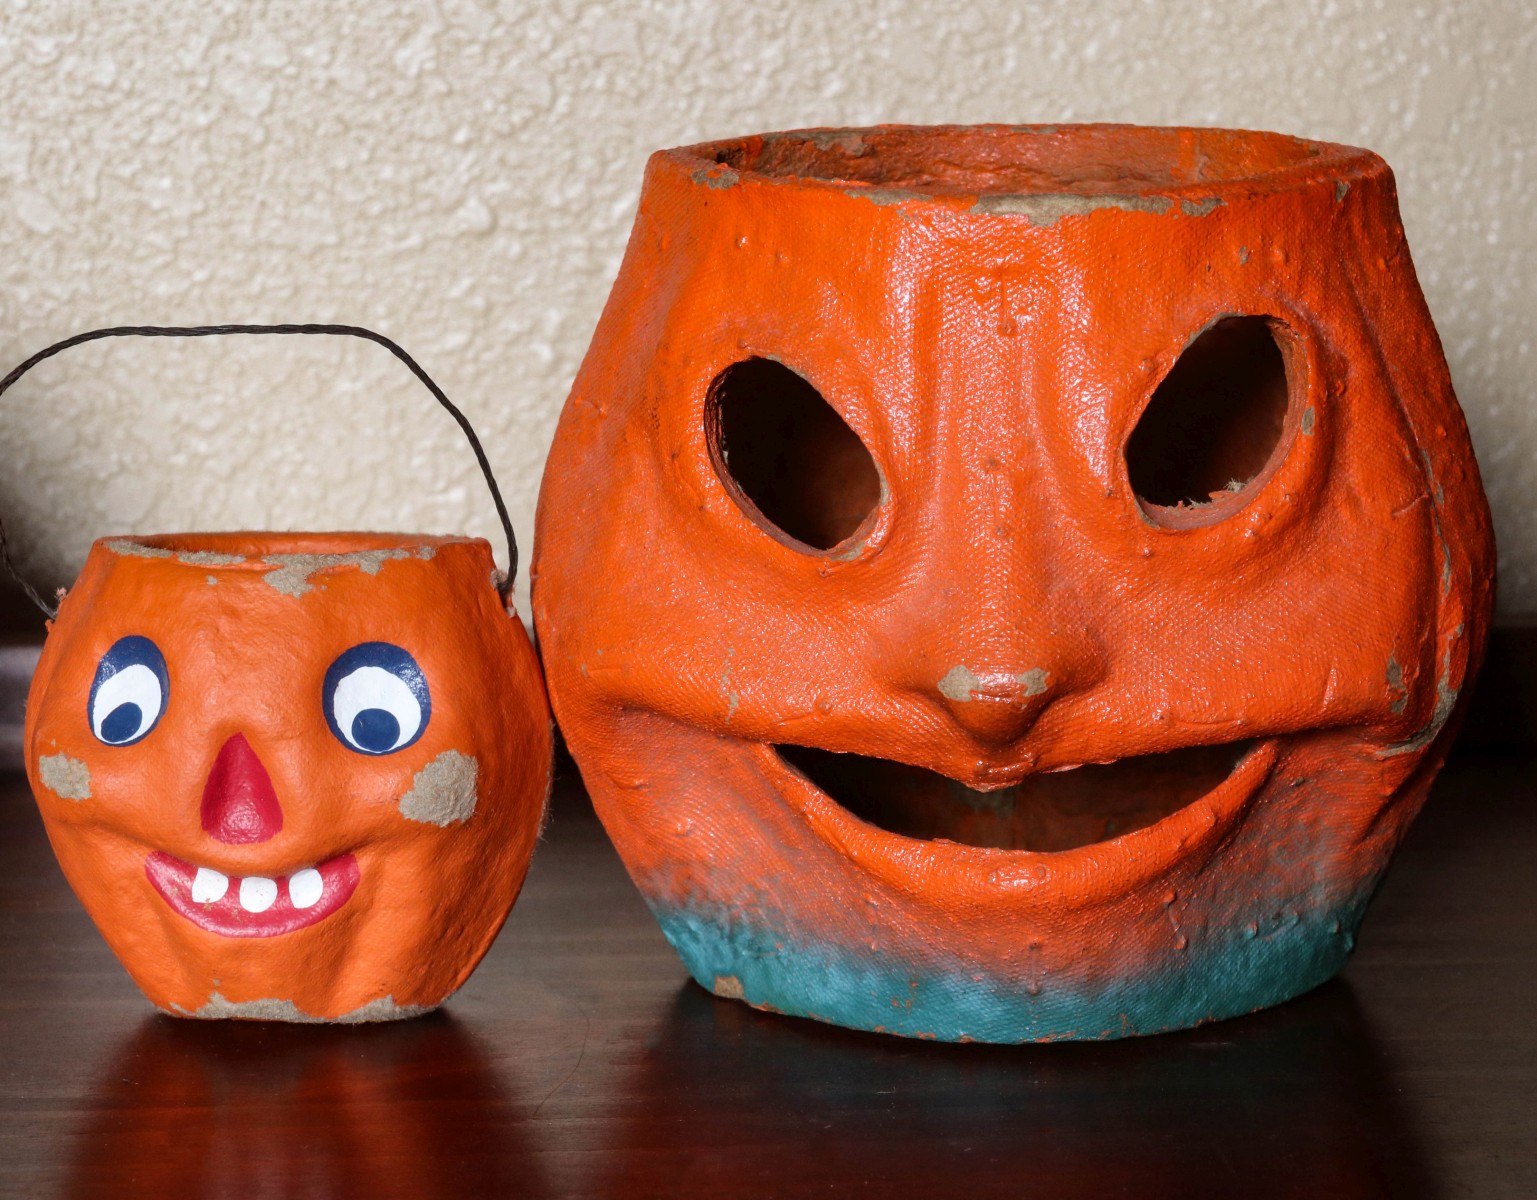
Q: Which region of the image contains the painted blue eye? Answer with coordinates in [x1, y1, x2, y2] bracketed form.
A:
[89, 636, 169, 746]
[323, 643, 430, 755]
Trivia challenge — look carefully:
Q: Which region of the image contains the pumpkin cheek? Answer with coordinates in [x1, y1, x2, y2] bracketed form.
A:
[534, 125, 1494, 1042]
[26, 533, 552, 1022]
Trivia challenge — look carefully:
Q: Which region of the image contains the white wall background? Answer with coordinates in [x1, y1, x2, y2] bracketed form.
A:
[0, 0, 1531, 619]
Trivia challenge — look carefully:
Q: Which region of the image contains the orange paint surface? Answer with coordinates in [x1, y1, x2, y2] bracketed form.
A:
[533, 126, 1494, 1040]
[26, 532, 552, 1021]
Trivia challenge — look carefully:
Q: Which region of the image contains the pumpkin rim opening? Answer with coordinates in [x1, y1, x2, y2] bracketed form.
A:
[102, 531, 486, 559]
[675, 124, 1380, 200]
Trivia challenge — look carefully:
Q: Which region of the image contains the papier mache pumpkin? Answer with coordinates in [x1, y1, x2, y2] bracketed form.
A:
[11, 325, 552, 1022]
[533, 126, 1494, 1042]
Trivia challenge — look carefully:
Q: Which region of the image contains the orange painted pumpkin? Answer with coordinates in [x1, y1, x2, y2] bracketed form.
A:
[17, 327, 552, 1022]
[533, 126, 1494, 1041]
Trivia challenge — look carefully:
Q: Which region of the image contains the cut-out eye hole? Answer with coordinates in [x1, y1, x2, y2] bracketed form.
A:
[89, 636, 169, 746]
[1126, 316, 1294, 519]
[323, 643, 431, 756]
[708, 357, 883, 552]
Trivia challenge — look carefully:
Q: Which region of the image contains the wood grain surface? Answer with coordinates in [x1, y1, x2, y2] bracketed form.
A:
[1, 750, 1532, 1199]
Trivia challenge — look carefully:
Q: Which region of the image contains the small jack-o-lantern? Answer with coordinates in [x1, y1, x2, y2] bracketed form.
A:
[534, 126, 1494, 1041]
[15, 325, 551, 1022]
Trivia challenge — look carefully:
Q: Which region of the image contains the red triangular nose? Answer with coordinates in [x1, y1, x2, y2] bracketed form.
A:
[201, 733, 283, 844]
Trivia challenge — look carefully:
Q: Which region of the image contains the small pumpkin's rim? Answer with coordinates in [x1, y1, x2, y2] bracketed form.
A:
[665, 122, 1385, 206]
[96, 530, 488, 563]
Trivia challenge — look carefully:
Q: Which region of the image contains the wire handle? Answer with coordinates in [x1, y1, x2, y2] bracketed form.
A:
[0, 323, 518, 619]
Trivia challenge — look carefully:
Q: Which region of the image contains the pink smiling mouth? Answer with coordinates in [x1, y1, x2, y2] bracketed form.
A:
[145, 852, 360, 937]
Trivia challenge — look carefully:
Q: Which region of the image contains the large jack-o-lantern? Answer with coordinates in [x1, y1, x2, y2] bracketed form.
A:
[16, 326, 552, 1022]
[534, 126, 1494, 1042]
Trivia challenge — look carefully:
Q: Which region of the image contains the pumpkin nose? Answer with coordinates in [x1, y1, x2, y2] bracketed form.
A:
[201, 733, 284, 844]
[935, 666, 1056, 745]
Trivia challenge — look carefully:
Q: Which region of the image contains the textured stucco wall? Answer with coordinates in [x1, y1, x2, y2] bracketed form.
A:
[0, 0, 1531, 619]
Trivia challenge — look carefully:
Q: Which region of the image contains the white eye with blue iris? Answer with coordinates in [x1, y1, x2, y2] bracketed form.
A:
[323, 643, 431, 755]
[88, 636, 169, 746]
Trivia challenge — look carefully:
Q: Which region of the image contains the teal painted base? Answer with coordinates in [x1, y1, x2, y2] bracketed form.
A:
[652, 899, 1370, 1042]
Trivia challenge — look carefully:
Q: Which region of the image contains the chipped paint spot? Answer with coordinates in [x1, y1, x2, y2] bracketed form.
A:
[1386, 656, 1408, 714]
[105, 539, 245, 568]
[1180, 197, 1223, 217]
[971, 193, 1174, 225]
[105, 538, 173, 559]
[713, 974, 746, 999]
[178, 992, 433, 1022]
[857, 187, 925, 207]
[1335, 179, 1350, 201]
[720, 647, 740, 723]
[206, 575, 218, 585]
[1017, 668, 1050, 697]
[691, 166, 739, 190]
[1378, 677, 1458, 758]
[1300, 406, 1316, 436]
[398, 749, 479, 826]
[1238, 246, 1250, 264]
[800, 129, 866, 153]
[416, 544, 437, 560]
[39, 753, 91, 800]
[943, 666, 1048, 702]
[262, 549, 411, 597]
[1421, 450, 1446, 506]
[938, 664, 981, 702]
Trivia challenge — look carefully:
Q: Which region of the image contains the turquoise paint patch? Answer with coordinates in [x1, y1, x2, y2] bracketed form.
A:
[651, 897, 1371, 1042]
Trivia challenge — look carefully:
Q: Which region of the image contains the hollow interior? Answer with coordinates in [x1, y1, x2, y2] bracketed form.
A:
[709, 358, 882, 551]
[1126, 317, 1293, 511]
[777, 740, 1253, 852]
[706, 126, 1349, 197]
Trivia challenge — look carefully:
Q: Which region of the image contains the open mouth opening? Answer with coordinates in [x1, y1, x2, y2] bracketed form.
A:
[776, 740, 1256, 853]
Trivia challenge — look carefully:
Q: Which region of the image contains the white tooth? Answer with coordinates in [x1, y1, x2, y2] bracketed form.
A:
[191, 867, 229, 904]
[288, 868, 323, 910]
[238, 876, 278, 913]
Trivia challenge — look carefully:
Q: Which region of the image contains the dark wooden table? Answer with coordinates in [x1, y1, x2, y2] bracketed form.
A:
[1, 752, 1533, 1199]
